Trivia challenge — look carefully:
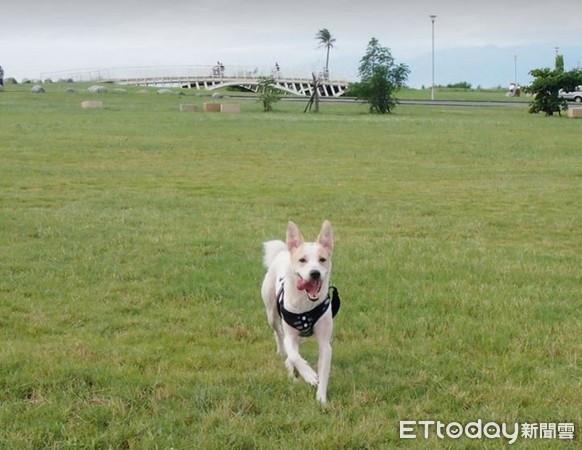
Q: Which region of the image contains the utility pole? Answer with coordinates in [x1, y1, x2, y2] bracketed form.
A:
[430, 15, 437, 100]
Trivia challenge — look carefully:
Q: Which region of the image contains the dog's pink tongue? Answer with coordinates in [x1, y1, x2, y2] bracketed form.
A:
[297, 279, 309, 290]
[297, 279, 320, 298]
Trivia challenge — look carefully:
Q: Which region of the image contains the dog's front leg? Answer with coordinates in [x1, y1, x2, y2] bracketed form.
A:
[265, 305, 285, 355]
[283, 331, 318, 386]
[314, 315, 333, 404]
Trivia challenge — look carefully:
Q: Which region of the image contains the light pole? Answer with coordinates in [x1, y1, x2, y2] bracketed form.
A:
[430, 15, 437, 100]
[514, 54, 518, 85]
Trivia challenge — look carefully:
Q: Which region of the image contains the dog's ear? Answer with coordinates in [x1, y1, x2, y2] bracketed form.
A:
[317, 220, 334, 252]
[286, 221, 304, 251]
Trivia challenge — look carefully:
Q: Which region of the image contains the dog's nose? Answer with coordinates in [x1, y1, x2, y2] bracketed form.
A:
[310, 270, 321, 280]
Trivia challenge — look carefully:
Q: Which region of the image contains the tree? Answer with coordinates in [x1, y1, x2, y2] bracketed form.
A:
[526, 67, 566, 116]
[256, 76, 281, 112]
[348, 37, 410, 114]
[304, 73, 321, 113]
[555, 54, 565, 74]
[315, 28, 336, 79]
[525, 54, 582, 116]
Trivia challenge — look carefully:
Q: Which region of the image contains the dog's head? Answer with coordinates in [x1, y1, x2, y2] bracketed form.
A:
[286, 220, 334, 301]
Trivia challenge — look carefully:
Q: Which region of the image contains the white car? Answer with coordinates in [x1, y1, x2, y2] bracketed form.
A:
[559, 86, 582, 103]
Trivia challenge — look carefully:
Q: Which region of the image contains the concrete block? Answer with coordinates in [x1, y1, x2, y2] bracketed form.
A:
[180, 104, 197, 112]
[203, 102, 221, 112]
[221, 103, 241, 113]
[567, 107, 582, 118]
[81, 100, 104, 109]
[88, 85, 107, 94]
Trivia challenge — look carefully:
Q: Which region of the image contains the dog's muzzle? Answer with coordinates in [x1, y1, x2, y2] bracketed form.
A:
[296, 272, 323, 301]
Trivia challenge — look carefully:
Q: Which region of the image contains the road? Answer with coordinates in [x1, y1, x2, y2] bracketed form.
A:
[229, 95, 528, 107]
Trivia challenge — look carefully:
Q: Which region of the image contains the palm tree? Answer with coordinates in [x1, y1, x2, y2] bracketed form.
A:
[315, 28, 336, 79]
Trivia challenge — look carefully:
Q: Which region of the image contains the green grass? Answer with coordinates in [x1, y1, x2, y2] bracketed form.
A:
[399, 87, 529, 102]
[0, 84, 580, 449]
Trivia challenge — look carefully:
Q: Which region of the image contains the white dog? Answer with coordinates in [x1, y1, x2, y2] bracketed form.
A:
[261, 220, 339, 404]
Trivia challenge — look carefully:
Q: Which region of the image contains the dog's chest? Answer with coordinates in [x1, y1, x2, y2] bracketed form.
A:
[276, 277, 332, 337]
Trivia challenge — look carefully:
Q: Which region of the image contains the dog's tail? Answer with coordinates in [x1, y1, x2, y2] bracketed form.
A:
[262, 240, 287, 268]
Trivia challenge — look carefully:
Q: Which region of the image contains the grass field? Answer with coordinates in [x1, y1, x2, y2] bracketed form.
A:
[400, 87, 529, 102]
[1, 83, 580, 449]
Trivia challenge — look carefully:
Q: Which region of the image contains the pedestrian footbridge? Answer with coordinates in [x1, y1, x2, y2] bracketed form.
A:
[110, 65, 351, 97]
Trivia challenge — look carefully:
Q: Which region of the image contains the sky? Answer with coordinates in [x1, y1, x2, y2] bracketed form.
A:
[2, 0, 581, 88]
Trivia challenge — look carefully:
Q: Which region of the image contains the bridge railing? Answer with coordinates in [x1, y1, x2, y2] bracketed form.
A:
[40, 65, 355, 84]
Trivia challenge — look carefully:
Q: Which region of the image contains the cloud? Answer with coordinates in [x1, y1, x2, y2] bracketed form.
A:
[1, 0, 580, 86]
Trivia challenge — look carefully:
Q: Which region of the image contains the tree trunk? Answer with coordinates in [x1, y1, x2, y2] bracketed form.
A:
[313, 73, 319, 113]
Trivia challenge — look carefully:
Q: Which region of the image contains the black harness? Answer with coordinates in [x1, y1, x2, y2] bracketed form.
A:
[276, 278, 341, 337]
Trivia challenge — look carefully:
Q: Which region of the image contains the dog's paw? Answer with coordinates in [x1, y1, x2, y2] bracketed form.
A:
[316, 392, 327, 404]
[302, 370, 319, 387]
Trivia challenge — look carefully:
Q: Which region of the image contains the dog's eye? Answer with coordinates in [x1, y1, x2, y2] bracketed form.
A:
[299, 257, 307, 263]
[319, 257, 327, 263]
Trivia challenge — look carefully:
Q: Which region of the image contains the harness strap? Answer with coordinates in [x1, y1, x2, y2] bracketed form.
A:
[277, 278, 341, 337]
